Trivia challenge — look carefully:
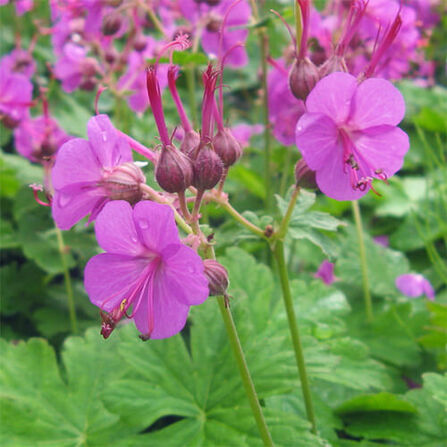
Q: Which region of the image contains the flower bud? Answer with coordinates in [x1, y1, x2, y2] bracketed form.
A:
[79, 77, 97, 91]
[101, 162, 146, 203]
[0, 114, 19, 129]
[80, 58, 99, 77]
[212, 128, 243, 168]
[204, 259, 229, 296]
[133, 35, 147, 52]
[295, 159, 317, 189]
[206, 14, 222, 32]
[180, 129, 200, 158]
[192, 144, 223, 191]
[155, 144, 194, 193]
[102, 12, 122, 36]
[288, 57, 320, 101]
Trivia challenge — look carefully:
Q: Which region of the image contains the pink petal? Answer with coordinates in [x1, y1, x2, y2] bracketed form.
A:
[160, 244, 209, 306]
[134, 277, 190, 339]
[52, 186, 104, 230]
[315, 150, 366, 201]
[306, 72, 357, 124]
[87, 115, 132, 167]
[85, 253, 148, 311]
[353, 126, 409, 178]
[94, 201, 145, 255]
[350, 78, 406, 129]
[52, 138, 101, 190]
[295, 113, 339, 171]
[132, 201, 179, 252]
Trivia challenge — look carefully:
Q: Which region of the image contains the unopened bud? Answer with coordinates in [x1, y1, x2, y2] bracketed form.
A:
[212, 128, 243, 168]
[206, 13, 222, 32]
[0, 114, 19, 129]
[295, 159, 317, 189]
[102, 12, 122, 36]
[133, 35, 147, 52]
[80, 77, 97, 91]
[192, 144, 223, 190]
[155, 144, 194, 193]
[318, 55, 348, 78]
[288, 57, 320, 101]
[101, 162, 146, 203]
[80, 58, 99, 77]
[204, 259, 229, 296]
[180, 129, 200, 158]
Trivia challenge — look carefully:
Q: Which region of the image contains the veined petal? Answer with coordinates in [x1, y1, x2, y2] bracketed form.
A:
[133, 201, 179, 253]
[350, 78, 406, 129]
[95, 201, 145, 255]
[84, 253, 148, 311]
[52, 138, 101, 190]
[52, 185, 104, 230]
[159, 244, 209, 306]
[306, 72, 357, 124]
[87, 114, 132, 167]
[135, 276, 190, 340]
[353, 126, 409, 178]
[295, 113, 339, 171]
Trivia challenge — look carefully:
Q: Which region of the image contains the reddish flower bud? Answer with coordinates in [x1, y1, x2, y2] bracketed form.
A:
[80, 58, 99, 77]
[102, 12, 122, 36]
[295, 159, 317, 189]
[180, 129, 201, 158]
[0, 114, 19, 129]
[192, 144, 223, 191]
[204, 259, 229, 296]
[212, 128, 243, 168]
[288, 57, 319, 101]
[155, 144, 194, 193]
[133, 35, 147, 52]
[79, 77, 97, 91]
[101, 162, 146, 203]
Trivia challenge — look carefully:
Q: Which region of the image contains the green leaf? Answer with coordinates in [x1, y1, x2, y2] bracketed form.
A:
[335, 392, 417, 415]
[0, 219, 19, 249]
[337, 225, 409, 297]
[276, 190, 345, 259]
[341, 373, 447, 446]
[172, 51, 208, 66]
[228, 165, 266, 199]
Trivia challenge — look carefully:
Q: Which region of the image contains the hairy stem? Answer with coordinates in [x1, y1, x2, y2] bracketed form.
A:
[351, 200, 374, 322]
[276, 187, 300, 240]
[273, 240, 317, 434]
[216, 295, 275, 446]
[55, 227, 77, 334]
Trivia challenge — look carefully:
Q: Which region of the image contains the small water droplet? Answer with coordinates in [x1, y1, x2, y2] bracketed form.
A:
[138, 219, 149, 230]
[102, 131, 107, 142]
[131, 236, 138, 243]
[297, 125, 303, 132]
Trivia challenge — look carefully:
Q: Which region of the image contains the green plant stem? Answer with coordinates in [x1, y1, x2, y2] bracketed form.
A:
[294, 0, 303, 51]
[351, 200, 373, 323]
[216, 295, 274, 447]
[213, 196, 266, 239]
[277, 187, 300, 240]
[273, 240, 317, 434]
[186, 66, 198, 127]
[55, 227, 77, 334]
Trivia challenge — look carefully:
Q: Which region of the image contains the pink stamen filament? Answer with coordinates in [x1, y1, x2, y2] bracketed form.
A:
[168, 66, 193, 132]
[155, 34, 191, 66]
[201, 65, 219, 140]
[267, 57, 289, 77]
[297, 0, 310, 58]
[116, 130, 157, 163]
[218, 0, 243, 63]
[146, 66, 171, 147]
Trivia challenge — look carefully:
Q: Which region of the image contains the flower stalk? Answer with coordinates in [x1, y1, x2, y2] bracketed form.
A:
[55, 226, 77, 333]
[352, 200, 374, 322]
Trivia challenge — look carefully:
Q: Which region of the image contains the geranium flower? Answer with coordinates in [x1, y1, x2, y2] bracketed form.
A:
[395, 274, 435, 301]
[314, 260, 336, 285]
[84, 200, 209, 339]
[295, 72, 409, 201]
[52, 114, 145, 230]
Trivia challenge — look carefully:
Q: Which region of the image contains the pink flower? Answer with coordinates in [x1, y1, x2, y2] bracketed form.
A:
[0, 67, 33, 128]
[295, 72, 409, 201]
[268, 59, 305, 146]
[230, 123, 263, 148]
[0, 49, 36, 78]
[14, 115, 71, 163]
[0, 0, 34, 15]
[395, 274, 435, 301]
[314, 260, 336, 285]
[84, 200, 209, 339]
[52, 114, 145, 230]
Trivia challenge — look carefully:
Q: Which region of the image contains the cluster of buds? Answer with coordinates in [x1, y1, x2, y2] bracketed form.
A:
[146, 35, 243, 199]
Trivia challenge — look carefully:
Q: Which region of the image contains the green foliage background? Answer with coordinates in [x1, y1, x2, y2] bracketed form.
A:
[0, 1, 446, 446]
